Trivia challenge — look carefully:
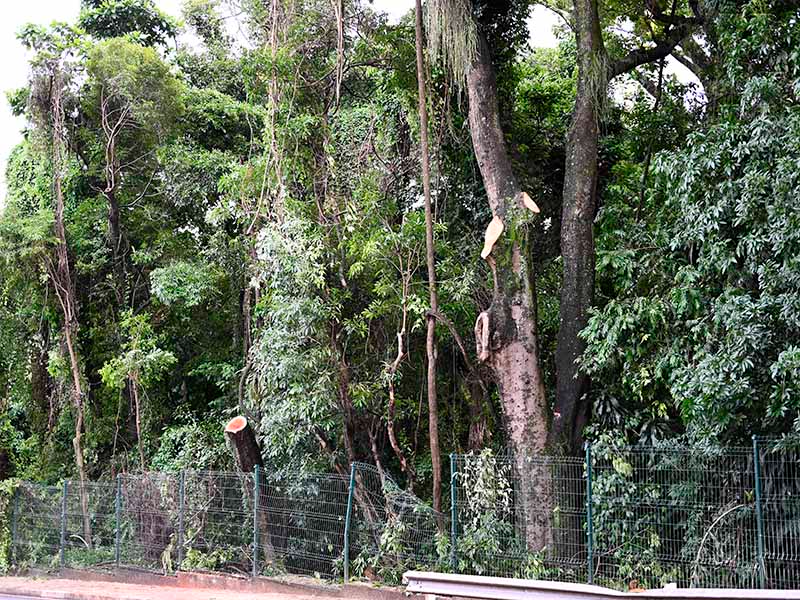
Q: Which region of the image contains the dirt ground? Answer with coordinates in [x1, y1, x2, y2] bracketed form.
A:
[0, 576, 341, 600]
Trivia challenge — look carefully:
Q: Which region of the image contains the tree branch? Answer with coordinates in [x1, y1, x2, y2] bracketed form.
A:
[609, 18, 700, 79]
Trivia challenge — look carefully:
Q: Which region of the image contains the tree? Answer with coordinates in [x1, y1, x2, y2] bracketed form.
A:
[551, 0, 701, 454]
[20, 22, 94, 546]
[414, 0, 443, 515]
[84, 37, 182, 304]
[581, 0, 800, 445]
[100, 311, 176, 470]
[427, 0, 552, 550]
[79, 0, 178, 46]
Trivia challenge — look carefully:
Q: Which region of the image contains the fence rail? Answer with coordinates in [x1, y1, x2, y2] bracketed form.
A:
[7, 438, 800, 590]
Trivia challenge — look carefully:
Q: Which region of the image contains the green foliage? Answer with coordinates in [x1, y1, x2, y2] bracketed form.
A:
[86, 37, 183, 141]
[581, 0, 800, 444]
[100, 311, 176, 391]
[80, 0, 178, 46]
[151, 261, 221, 308]
[0, 479, 19, 573]
[456, 449, 515, 575]
[150, 417, 232, 472]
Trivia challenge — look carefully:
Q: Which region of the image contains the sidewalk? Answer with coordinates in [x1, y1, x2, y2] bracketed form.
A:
[0, 576, 339, 600]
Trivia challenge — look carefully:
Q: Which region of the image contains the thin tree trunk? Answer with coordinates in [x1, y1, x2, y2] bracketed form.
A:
[414, 0, 442, 517]
[48, 66, 93, 549]
[131, 374, 146, 471]
[466, 34, 552, 552]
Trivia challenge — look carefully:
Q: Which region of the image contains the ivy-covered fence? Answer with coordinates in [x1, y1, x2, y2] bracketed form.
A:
[5, 440, 800, 590]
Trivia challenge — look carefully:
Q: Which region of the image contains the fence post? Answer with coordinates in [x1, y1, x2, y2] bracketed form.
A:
[753, 435, 766, 589]
[450, 453, 458, 572]
[9, 485, 19, 565]
[343, 463, 356, 583]
[115, 474, 122, 567]
[252, 465, 260, 578]
[177, 470, 186, 570]
[585, 442, 594, 586]
[59, 480, 68, 569]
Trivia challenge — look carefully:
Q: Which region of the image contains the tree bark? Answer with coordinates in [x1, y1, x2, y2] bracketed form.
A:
[551, 0, 602, 455]
[224, 416, 264, 472]
[466, 34, 552, 552]
[414, 0, 442, 517]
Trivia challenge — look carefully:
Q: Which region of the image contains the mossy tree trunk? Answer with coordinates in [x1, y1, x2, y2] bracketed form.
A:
[466, 33, 552, 552]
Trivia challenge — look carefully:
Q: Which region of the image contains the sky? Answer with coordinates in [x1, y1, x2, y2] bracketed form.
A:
[0, 0, 559, 204]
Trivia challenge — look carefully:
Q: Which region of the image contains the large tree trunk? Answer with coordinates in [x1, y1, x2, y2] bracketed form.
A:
[552, 0, 698, 454]
[551, 0, 602, 455]
[466, 34, 552, 552]
[414, 0, 442, 517]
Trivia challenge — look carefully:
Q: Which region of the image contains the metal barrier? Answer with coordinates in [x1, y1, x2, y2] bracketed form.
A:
[403, 571, 800, 599]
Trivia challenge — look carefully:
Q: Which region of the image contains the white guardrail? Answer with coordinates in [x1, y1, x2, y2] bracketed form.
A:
[402, 571, 800, 600]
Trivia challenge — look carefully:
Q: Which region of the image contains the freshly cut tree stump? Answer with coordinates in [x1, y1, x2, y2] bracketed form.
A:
[223, 415, 276, 565]
[224, 415, 264, 473]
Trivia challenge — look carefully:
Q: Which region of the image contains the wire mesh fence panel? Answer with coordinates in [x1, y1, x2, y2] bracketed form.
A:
[591, 445, 758, 590]
[258, 471, 349, 579]
[182, 470, 254, 576]
[349, 462, 449, 585]
[452, 452, 586, 582]
[118, 472, 180, 572]
[10, 482, 62, 568]
[758, 440, 800, 589]
[7, 443, 800, 590]
[62, 480, 117, 568]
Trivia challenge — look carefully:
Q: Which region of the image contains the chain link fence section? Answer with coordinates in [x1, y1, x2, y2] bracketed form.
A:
[118, 472, 180, 572]
[347, 462, 449, 585]
[63, 480, 117, 568]
[179, 470, 254, 575]
[451, 452, 587, 582]
[7, 440, 800, 590]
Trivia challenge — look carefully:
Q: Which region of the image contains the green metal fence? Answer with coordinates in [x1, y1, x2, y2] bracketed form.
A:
[7, 440, 800, 590]
[450, 451, 586, 582]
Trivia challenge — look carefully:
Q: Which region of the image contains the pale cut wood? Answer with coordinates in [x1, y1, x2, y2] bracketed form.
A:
[480, 216, 504, 259]
[519, 191, 540, 213]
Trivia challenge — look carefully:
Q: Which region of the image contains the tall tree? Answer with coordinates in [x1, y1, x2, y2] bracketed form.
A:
[414, 0, 443, 515]
[22, 25, 94, 545]
[428, 0, 551, 549]
[551, 0, 701, 454]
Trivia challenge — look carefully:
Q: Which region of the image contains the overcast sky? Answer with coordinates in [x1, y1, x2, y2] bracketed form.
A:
[0, 0, 559, 204]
